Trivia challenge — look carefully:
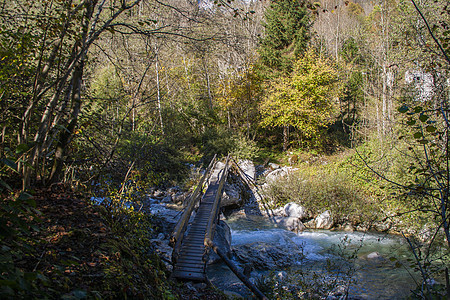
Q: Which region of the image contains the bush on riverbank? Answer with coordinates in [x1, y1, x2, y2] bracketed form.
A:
[261, 152, 383, 226]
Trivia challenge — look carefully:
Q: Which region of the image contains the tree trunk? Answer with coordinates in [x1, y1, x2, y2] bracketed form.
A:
[283, 125, 289, 152]
[203, 57, 213, 109]
[49, 57, 84, 184]
[155, 46, 164, 135]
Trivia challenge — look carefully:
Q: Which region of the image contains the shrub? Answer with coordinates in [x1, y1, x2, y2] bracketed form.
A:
[262, 159, 381, 224]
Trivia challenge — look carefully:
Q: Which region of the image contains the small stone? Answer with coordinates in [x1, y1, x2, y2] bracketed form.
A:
[162, 195, 172, 203]
[268, 163, 280, 170]
[367, 252, 381, 259]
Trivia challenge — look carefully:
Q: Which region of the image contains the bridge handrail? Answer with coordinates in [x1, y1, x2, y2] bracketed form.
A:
[170, 154, 217, 263]
[204, 154, 230, 250]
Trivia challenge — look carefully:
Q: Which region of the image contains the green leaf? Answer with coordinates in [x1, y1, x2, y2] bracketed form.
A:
[18, 192, 33, 201]
[414, 106, 423, 113]
[0, 179, 12, 191]
[413, 132, 423, 139]
[397, 105, 408, 113]
[406, 119, 416, 126]
[1, 158, 18, 172]
[418, 140, 428, 144]
[15, 144, 30, 154]
[418, 114, 429, 122]
[425, 125, 436, 132]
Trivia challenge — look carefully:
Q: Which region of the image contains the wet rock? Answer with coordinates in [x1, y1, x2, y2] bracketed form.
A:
[274, 216, 305, 233]
[233, 241, 304, 270]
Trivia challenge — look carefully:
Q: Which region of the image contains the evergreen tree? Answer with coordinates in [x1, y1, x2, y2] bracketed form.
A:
[258, 0, 310, 73]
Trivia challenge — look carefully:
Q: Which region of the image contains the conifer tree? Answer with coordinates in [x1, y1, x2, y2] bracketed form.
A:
[258, 0, 310, 73]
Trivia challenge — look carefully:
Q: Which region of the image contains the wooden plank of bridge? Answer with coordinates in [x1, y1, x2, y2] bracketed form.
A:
[171, 163, 224, 281]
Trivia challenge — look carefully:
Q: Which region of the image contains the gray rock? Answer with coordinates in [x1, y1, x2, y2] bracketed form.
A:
[223, 291, 244, 299]
[221, 183, 244, 208]
[172, 192, 186, 204]
[265, 167, 298, 183]
[193, 282, 207, 290]
[367, 252, 381, 259]
[356, 223, 370, 231]
[268, 163, 280, 170]
[373, 221, 391, 232]
[273, 216, 305, 233]
[162, 195, 172, 203]
[342, 223, 355, 232]
[238, 160, 256, 181]
[271, 207, 285, 217]
[167, 186, 180, 195]
[150, 238, 173, 271]
[315, 210, 334, 229]
[284, 202, 307, 220]
[153, 189, 165, 199]
[233, 241, 304, 270]
[148, 204, 182, 233]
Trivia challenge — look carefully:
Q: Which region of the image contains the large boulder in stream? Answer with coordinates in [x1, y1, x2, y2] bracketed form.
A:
[306, 210, 334, 229]
[273, 216, 305, 233]
[221, 169, 251, 209]
[233, 241, 304, 270]
[208, 220, 232, 264]
[265, 202, 307, 233]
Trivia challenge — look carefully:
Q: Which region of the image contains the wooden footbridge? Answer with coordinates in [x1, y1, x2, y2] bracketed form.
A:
[169, 155, 267, 300]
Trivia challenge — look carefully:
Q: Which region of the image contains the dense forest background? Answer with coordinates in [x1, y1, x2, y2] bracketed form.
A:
[1, 0, 449, 298]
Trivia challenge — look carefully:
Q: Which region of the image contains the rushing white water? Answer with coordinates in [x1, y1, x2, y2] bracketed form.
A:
[208, 213, 418, 299]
